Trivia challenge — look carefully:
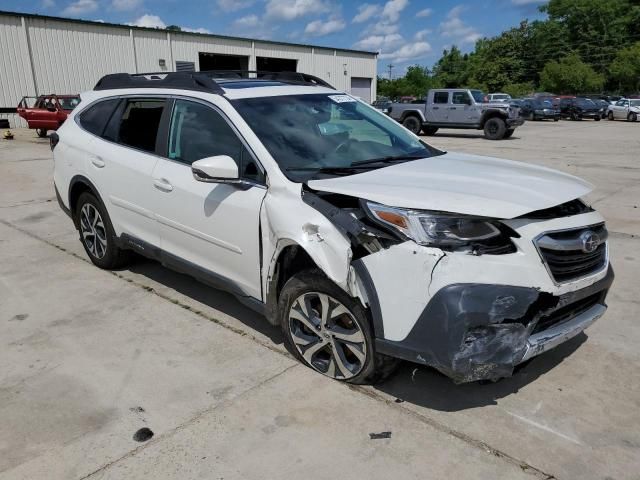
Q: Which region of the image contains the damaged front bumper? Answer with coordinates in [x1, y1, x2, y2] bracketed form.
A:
[374, 266, 614, 383]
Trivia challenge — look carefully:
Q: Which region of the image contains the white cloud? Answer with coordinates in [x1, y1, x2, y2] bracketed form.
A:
[41, 0, 55, 8]
[368, 21, 398, 35]
[416, 8, 432, 18]
[232, 14, 259, 28]
[439, 5, 482, 45]
[414, 28, 431, 40]
[353, 32, 403, 51]
[216, 0, 254, 11]
[304, 16, 346, 36]
[379, 41, 432, 62]
[381, 0, 408, 23]
[265, 0, 331, 21]
[62, 0, 98, 16]
[353, 4, 380, 23]
[129, 14, 166, 28]
[111, 0, 142, 11]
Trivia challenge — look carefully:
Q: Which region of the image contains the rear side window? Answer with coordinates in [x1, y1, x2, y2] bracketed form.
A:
[117, 99, 165, 153]
[433, 92, 449, 104]
[78, 99, 120, 137]
[451, 92, 470, 104]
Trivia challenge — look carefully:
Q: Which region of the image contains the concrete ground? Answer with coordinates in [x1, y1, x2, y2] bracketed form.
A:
[0, 120, 638, 480]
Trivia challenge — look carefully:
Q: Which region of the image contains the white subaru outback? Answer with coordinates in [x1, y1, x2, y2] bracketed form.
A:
[52, 71, 613, 384]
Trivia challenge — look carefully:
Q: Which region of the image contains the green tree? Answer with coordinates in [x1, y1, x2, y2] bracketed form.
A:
[540, 54, 605, 93]
[610, 42, 640, 92]
[432, 46, 470, 88]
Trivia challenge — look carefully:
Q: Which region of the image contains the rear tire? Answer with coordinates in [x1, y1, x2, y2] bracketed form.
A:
[36, 128, 47, 138]
[423, 126, 438, 136]
[628, 112, 638, 122]
[402, 115, 423, 135]
[75, 192, 131, 269]
[483, 117, 507, 140]
[279, 269, 398, 385]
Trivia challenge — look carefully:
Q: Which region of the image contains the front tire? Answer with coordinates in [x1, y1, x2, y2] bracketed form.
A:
[483, 117, 507, 140]
[279, 269, 397, 384]
[503, 128, 515, 139]
[594, 116, 601, 121]
[629, 112, 638, 122]
[402, 115, 422, 135]
[76, 192, 131, 269]
[608, 111, 614, 121]
[423, 126, 438, 136]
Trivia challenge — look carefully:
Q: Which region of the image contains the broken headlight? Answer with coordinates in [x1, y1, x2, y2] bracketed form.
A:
[365, 201, 504, 247]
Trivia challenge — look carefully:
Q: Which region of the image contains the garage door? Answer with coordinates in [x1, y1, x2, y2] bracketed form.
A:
[350, 77, 372, 102]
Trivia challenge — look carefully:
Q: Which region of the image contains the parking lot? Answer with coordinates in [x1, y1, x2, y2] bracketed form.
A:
[1, 119, 639, 479]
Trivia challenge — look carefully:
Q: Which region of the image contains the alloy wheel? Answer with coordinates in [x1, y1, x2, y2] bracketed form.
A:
[288, 292, 367, 380]
[80, 203, 107, 259]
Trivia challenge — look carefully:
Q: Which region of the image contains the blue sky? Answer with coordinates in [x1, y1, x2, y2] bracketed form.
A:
[1, 0, 547, 74]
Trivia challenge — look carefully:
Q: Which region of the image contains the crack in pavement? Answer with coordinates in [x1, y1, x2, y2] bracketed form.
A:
[0, 218, 557, 479]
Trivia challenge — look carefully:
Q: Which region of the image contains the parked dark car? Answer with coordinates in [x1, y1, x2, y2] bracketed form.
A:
[518, 98, 561, 121]
[559, 97, 602, 121]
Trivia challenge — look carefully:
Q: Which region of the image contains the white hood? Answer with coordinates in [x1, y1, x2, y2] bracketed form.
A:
[307, 152, 593, 219]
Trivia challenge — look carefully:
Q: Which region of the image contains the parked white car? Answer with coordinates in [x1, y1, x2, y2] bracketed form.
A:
[607, 98, 640, 121]
[52, 71, 613, 384]
[485, 92, 512, 103]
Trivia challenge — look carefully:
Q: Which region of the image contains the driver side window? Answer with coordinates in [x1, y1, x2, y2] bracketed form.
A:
[452, 92, 471, 105]
[168, 100, 265, 183]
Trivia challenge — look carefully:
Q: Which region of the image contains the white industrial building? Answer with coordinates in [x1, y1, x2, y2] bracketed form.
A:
[0, 10, 378, 127]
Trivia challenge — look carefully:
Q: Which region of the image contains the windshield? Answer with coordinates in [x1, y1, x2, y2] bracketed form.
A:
[534, 100, 553, 108]
[58, 97, 80, 110]
[577, 99, 596, 107]
[470, 90, 485, 103]
[233, 93, 440, 181]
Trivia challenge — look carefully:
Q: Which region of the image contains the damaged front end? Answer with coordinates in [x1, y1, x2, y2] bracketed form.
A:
[292, 187, 613, 384]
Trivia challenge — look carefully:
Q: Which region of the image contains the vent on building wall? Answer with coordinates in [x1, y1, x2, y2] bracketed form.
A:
[176, 61, 196, 72]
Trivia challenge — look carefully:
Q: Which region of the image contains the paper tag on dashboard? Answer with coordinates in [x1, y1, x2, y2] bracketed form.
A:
[329, 95, 356, 103]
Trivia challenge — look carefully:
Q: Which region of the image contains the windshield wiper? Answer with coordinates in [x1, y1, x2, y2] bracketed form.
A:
[352, 152, 428, 166]
[285, 166, 372, 175]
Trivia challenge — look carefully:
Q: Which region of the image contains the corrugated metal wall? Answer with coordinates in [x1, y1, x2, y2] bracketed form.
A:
[0, 12, 377, 127]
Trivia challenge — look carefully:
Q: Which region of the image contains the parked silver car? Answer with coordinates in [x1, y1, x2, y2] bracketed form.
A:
[607, 98, 640, 122]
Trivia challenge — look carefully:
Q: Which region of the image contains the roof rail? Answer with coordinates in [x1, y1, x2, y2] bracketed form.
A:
[94, 72, 225, 93]
[93, 70, 335, 93]
[201, 70, 335, 89]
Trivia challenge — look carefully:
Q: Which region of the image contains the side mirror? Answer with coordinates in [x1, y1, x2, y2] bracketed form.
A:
[191, 155, 239, 183]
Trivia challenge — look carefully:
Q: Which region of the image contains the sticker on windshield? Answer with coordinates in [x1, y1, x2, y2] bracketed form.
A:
[329, 95, 356, 103]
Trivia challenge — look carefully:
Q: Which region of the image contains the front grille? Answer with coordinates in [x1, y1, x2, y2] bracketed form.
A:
[536, 224, 608, 283]
[532, 293, 602, 334]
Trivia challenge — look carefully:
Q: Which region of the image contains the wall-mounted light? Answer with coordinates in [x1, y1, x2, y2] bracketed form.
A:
[343, 63, 348, 76]
[159, 58, 166, 67]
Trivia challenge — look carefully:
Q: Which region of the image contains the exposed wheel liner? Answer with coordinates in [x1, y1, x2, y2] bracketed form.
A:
[375, 267, 614, 383]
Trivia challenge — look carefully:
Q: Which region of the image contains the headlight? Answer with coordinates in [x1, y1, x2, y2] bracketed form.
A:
[365, 201, 502, 247]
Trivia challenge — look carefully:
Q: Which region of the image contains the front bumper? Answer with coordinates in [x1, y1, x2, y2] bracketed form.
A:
[376, 267, 613, 383]
[507, 117, 525, 127]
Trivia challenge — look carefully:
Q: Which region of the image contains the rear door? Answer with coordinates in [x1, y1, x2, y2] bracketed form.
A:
[151, 97, 267, 299]
[427, 91, 450, 123]
[81, 97, 166, 246]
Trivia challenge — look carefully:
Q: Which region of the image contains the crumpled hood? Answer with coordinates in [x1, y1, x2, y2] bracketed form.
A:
[307, 152, 593, 219]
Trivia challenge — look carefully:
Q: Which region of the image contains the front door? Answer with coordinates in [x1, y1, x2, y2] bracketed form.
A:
[151, 98, 267, 299]
[449, 91, 479, 124]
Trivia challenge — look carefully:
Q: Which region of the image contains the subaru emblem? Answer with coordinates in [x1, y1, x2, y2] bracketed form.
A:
[580, 231, 600, 253]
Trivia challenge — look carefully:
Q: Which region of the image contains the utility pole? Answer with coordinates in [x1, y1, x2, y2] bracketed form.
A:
[387, 63, 394, 80]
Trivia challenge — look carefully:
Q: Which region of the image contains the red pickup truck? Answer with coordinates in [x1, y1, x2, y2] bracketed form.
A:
[17, 94, 80, 137]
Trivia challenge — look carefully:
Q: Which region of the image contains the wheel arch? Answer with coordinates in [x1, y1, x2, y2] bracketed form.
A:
[479, 109, 508, 128]
[400, 109, 426, 123]
[68, 175, 105, 228]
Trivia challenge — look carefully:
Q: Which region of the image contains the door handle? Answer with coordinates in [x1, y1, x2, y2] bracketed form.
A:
[91, 156, 105, 168]
[153, 178, 173, 192]
[433, 107, 439, 110]
[449, 107, 457, 110]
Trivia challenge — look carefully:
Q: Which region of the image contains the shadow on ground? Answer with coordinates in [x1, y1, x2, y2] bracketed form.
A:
[374, 333, 586, 412]
[127, 257, 284, 345]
